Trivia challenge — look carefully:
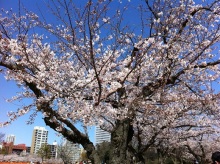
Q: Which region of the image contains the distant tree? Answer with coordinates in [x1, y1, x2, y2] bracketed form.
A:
[37, 144, 51, 163]
[0, 0, 220, 163]
[0, 147, 7, 155]
[0, 142, 13, 155]
[57, 138, 79, 164]
[80, 149, 88, 162]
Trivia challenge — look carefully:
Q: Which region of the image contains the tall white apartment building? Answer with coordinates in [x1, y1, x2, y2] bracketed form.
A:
[5, 134, 15, 143]
[95, 126, 111, 145]
[30, 126, 48, 154]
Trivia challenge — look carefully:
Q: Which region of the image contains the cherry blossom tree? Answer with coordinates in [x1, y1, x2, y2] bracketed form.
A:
[0, 0, 220, 163]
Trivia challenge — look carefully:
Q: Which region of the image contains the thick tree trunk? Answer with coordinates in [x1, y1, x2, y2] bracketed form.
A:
[108, 118, 134, 164]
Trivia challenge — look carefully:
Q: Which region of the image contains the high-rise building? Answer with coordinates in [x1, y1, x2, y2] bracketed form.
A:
[95, 126, 111, 145]
[30, 126, 48, 154]
[48, 141, 58, 158]
[5, 134, 15, 144]
[26, 146, 31, 154]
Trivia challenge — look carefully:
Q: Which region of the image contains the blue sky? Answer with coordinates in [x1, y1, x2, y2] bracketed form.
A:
[0, 0, 96, 146]
[0, 0, 61, 146]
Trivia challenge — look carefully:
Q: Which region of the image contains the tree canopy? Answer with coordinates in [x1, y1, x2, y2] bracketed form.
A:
[0, 0, 220, 163]
[37, 144, 51, 162]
